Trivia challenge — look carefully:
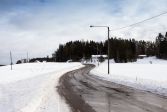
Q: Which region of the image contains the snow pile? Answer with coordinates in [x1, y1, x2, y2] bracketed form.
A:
[132, 56, 167, 64]
[91, 57, 167, 96]
[0, 62, 83, 112]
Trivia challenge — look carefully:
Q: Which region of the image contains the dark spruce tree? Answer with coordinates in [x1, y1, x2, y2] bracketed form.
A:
[156, 32, 167, 59]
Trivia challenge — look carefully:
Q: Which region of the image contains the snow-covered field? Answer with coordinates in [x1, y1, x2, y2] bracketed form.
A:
[0, 62, 83, 112]
[91, 57, 167, 96]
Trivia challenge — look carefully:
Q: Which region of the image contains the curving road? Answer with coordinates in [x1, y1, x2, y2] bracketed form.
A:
[57, 65, 167, 112]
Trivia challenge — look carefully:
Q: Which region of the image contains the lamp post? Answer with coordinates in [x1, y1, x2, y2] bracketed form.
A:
[90, 25, 110, 74]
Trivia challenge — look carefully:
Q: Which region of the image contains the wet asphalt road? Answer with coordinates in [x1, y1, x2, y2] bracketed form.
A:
[57, 65, 167, 112]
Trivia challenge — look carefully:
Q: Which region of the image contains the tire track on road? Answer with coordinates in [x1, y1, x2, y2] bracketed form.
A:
[57, 64, 167, 112]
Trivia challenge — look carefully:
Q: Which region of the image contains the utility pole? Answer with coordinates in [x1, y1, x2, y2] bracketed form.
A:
[27, 52, 29, 63]
[90, 25, 110, 74]
[107, 27, 110, 74]
[10, 51, 13, 70]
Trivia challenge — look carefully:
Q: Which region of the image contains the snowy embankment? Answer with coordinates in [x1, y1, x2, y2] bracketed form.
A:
[0, 62, 83, 112]
[91, 57, 167, 96]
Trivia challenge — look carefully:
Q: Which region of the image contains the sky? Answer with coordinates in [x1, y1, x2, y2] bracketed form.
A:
[1, 0, 167, 65]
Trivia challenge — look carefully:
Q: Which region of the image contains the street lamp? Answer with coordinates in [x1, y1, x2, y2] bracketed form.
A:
[90, 25, 110, 74]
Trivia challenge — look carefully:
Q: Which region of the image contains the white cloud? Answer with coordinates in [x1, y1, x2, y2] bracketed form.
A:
[0, 0, 167, 64]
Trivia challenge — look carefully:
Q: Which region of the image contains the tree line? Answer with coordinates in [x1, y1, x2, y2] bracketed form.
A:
[16, 32, 167, 63]
[52, 36, 159, 63]
[16, 56, 55, 64]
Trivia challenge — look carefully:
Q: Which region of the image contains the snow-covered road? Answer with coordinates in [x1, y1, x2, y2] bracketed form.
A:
[0, 62, 84, 112]
[91, 57, 167, 96]
[58, 64, 167, 112]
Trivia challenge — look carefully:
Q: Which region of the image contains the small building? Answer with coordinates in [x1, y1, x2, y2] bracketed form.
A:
[16, 59, 29, 64]
[91, 55, 107, 63]
[138, 55, 147, 59]
[20, 59, 27, 63]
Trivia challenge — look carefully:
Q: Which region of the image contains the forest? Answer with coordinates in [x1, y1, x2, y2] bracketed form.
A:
[53, 32, 167, 63]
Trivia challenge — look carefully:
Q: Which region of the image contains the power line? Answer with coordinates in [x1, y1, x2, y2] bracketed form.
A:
[110, 11, 167, 31]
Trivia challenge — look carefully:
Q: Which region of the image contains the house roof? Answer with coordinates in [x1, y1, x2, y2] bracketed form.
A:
[138, 55, 147, 57]
[91, 55, 107, 58]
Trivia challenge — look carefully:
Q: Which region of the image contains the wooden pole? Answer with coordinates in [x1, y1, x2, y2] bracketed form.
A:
[27, 52, 29, 63]
[10, 51, 13, 70]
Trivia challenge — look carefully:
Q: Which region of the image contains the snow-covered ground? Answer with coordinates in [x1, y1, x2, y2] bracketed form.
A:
[91, 57, 167, 96]
[0, 62, 84, 112]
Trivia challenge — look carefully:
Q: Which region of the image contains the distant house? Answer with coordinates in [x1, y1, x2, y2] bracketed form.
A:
[16, 59, 28, 64]
[20, 59, 27, 63]
[35, 60, 40, 63]
[138, 55, 147, 59]
[91, 55, 107, 63]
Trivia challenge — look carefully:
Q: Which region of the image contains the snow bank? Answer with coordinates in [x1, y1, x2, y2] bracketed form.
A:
[91, 57, 167, 96]
[0, 62, 84, 112]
